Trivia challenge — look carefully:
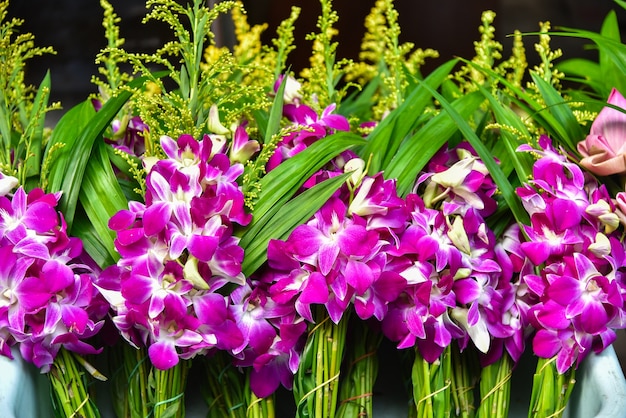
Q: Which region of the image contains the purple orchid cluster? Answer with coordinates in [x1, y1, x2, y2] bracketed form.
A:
[222, 87, 369, 397]
[97, 133, 252, 370]
[380, 145, 526, 365]
[512, 135, 626, 373]
[247, 170, 408, 397]
[260, 139, 527, 391]
[0, 182, 106, 372]
[267, 76, 351, 173]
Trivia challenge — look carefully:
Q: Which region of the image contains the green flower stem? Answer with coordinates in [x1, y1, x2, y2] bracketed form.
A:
[117, 345, 151, 418]
[246, 390, 275, 418]
[152, 360, 189, 418]
[337, 321, 381, 418]
[203, 351, 246, 418]
[294, 306, 350, 418]
[412, 346, 452, 418]
[477, 353, 513, 418]
[528, 357, 576, 418]
[49, 347, 101, 418]
[451, 343, 477, 418]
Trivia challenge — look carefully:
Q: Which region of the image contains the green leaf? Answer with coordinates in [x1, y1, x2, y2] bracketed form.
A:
[240, 131, 364, 248]
[476, 86, 534, 186]
[338, 77, 380, 120]
[23, 71, 52, 189]
[419, 82, 530, 227]
[263, 75, 287, 144]
[599, 10, 626, 96]
[45, 74, 157, 232]
[72, 209, 116, 269]
[78, 139, 128, 267]
[385, 91, 485, 197]
[542, 27, 626, 96]
[463, 59, 581, 149]
[530, 72, 584, 152]
[362, 59, 458, 174]
[241, 172, 352, 276]
[557, 58, 605, 95]
[44, 100, 96, 195]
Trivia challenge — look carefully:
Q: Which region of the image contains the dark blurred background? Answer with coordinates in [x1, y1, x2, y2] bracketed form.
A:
[6, 0, 626, 370]
[7, 0, 624, 110]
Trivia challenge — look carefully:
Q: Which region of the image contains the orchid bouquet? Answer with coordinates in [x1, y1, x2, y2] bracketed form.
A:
[2, 0, 626, 417]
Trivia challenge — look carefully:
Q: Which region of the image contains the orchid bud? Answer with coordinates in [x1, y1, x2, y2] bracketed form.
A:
[183, 255, 210, 290]
[0, 172, 18, 196]
[344, 158, 365, 187]
[208, 104, 231, 136]
[447, 215, 471, 255]
[588, 232, 611, 257]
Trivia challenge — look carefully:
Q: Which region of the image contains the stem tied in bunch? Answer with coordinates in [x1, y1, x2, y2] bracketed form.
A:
[412, 346, 452, 418]
[294, 306, 350, 418]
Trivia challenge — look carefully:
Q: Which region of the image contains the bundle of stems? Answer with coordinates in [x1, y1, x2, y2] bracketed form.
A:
[49, 348, 102, 418]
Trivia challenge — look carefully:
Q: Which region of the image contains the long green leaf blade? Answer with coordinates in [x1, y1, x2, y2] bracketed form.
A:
[362, 59, 458, 174]
[385, 91, 485, 196]
[241, 172, 351, 276]
[419, 82, 530, 227]
[78, 139, 128, 267]
[240, 131, 364, 248]
[56, 90, 134, 231]
[23, 71, 51, 188]
[44, 100, 95, 194]
[530, 72, 584, 152]
[476, 85, 534, 184]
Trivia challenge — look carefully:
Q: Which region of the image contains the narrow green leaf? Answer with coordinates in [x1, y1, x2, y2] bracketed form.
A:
[72, 208, 116, 269]
[46, 74, 159, 231]
[362, 59, 458, 174]
[385, 91, 485, 197]
[419, 82, 530, 227]
[252, 108, 269, 140]
[23, 71, 51, 185]
[240, 131, 364, 249]
[44, 100, 96, 193]
[337, 76, 380, 119]
[59, 89, 136, 231]
[264, 75, 287, 144]
[241, 172, 352, 278]
[476, 85, 534, 184]
[557, 58, 605, 94]
[78, 139, 128, 267]
[463, 59, 578, 146]
[530, 72, 584, 152]
[542, 28, 626, 80]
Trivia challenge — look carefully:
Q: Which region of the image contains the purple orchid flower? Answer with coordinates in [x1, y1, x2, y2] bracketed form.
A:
[0, 187, 106, 371]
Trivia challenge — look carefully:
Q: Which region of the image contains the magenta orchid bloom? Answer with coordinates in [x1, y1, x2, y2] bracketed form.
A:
[0, 187, 106, 372]
[515, 136, 626, 372]
[578, 88, 626, 176]
[267, 102, 350, 171]
[103, 133, 254, 370]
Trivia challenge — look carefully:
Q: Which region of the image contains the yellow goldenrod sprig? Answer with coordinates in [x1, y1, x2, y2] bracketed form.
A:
[0, 0, 58, 188]
[531, 21, 564, 88]
[271, 5, 301, 80]
[300, 0, 353, 110]
[92, 0, 131, 96]
[346, 0, 438, 120]
[242, 125, 306, 210]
